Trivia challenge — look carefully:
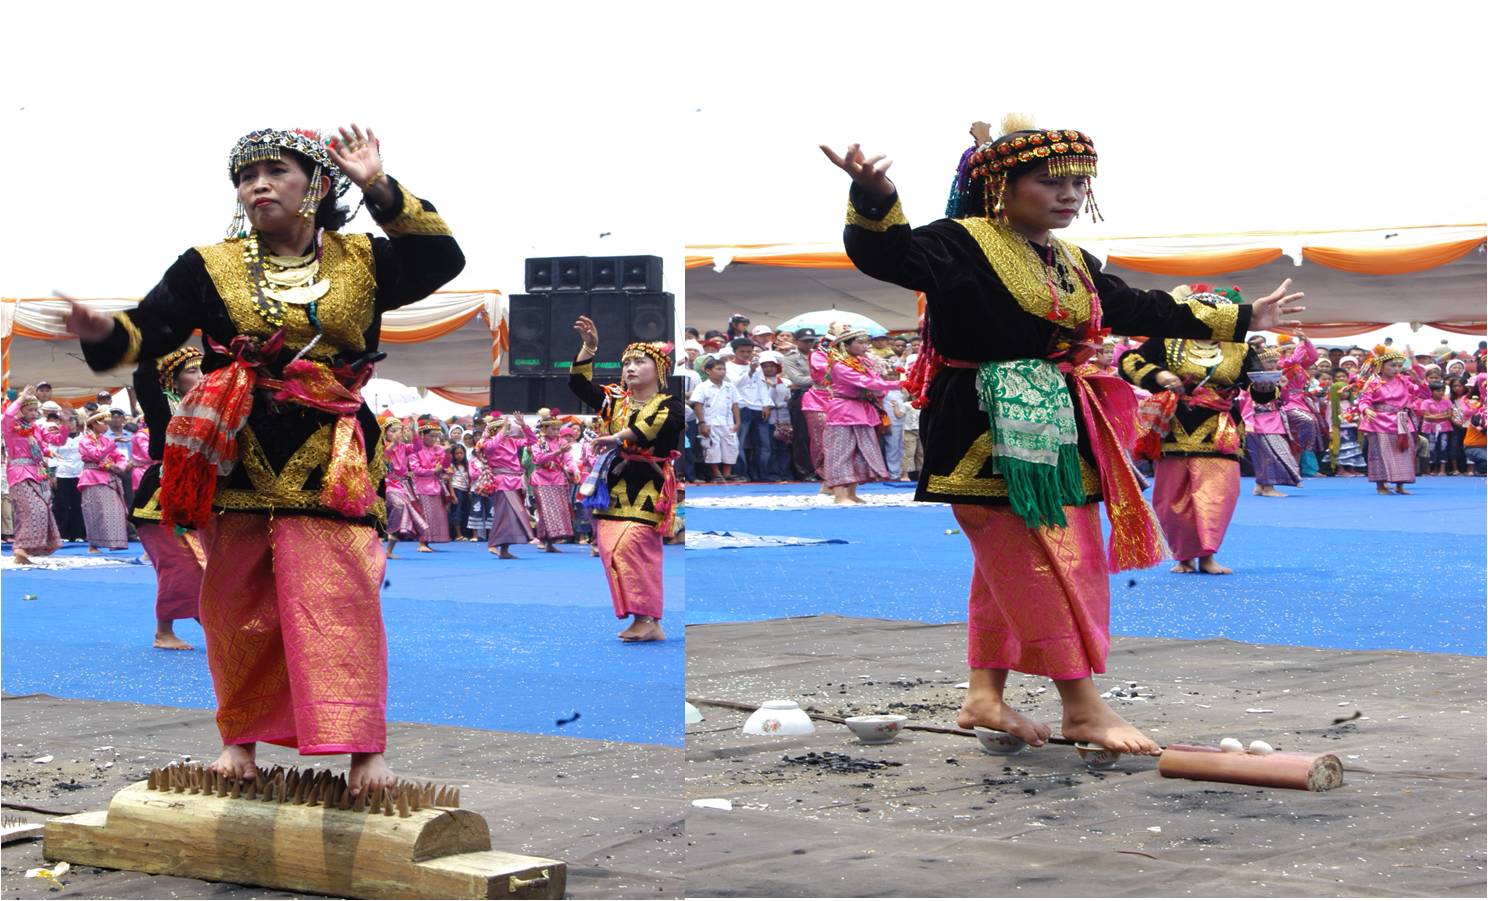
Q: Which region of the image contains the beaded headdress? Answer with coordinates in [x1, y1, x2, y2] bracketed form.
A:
[947, 113, 1101, 222]
[86, 409, 111, 425]
[418, 421, 443, 435]
[157, 346, 204, 393]
[621, 342, 673, 389]
[226, 128, 352, 238]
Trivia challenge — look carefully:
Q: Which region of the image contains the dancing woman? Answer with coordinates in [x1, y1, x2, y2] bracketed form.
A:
[1357, 348, 1430, 494]
[822, 327, 901, 504]
[381, 419, 430, 558]
[67, 124, 464, 796]
[823, 114, 1302, 755]
[530, 414, 576, 551]
[78, 409, 130, 552]
[570, 315, 684, 642]
[1120, 285, 1258, 571]
[2, 386, 64, 563]
[129, 347, 208, 650]
[474, 413, 536, 558]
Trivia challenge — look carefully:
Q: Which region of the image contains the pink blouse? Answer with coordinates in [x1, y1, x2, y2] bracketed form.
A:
[78, 431, 125, 488]
[1238, 393, 1286, 436]
[825, 357, 900, 427]
[529, 438, 573, 487]
[3, 399, 63, 485]
[801, 349, 831, 414]
[1357, 369, 1430, 434]
[1415, 397, 1456, 434]
[476, 423, 534, 493]
[1279, 339, 1318, 412]
[408, 444, 451, 497]
[129, 428, 152, 491]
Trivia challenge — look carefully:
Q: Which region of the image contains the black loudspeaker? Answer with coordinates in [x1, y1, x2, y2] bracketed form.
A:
[524, 258, 556, 293]
[588, 297, 631, 382]
[620, 255, 663, 292]
[589, 257, 622, 292]
[488, 377, 535, 413]
[507, 295, 550, 374]
[555, 257, 590, 292]
[545, 294, 592, 375]
[628, 292, 674, 344]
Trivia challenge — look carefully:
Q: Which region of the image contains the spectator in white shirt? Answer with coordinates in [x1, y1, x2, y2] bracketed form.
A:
[758, 351, 793, 481]
[726, 337, 773, 481]
[690, 356, 741, 482]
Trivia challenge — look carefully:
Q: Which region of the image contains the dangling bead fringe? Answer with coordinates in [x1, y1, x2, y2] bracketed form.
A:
[297, 164, 322, 221]
[226, 201, 246, 239]
[1084, 187, 1103, 223]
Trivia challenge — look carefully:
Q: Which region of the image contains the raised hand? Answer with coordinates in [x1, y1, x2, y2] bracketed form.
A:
[327, 123, 383, 188]
[969, 121, 993, 145]
[1248, 279, 1306, 333]
[819, 143, 895, 198]
[574, 315, 599, 353]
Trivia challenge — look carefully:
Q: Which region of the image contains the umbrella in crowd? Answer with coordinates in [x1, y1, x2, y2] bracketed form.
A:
[774, 310, 888, 338]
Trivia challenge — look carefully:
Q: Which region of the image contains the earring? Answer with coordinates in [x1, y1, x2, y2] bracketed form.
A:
[297, 164, 322, 221]
[991, 173, 1009, 222]
[1084, 187, 1103, 223]
[226, 200, 246, 239]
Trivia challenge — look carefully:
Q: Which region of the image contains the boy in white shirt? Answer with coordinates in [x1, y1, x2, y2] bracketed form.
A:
[689, 356, 742, 482]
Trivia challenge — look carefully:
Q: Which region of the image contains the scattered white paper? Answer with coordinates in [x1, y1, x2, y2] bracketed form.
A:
[691, 798, 733, 811]
[31, 755, 53, 764]
[1244, 708, 1274, 714]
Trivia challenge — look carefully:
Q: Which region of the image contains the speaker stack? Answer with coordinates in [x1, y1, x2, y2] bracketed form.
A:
[491, 255, 673, 415]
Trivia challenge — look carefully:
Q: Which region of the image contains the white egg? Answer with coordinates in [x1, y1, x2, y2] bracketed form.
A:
[1219, 737, 1245, 753]
[1248, 740, 1274, 755]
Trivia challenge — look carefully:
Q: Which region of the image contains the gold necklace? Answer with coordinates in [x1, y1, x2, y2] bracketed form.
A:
[1184, 340, 1224, 367]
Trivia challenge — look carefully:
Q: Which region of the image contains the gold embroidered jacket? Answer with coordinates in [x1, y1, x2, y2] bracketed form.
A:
[1119, 336, 1257, 459]
[842, 185, 1252, 507]
[568, 358, 684, 525]
[82, 179, 464, 526]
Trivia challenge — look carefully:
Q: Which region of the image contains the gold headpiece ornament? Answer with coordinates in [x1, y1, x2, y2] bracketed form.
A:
[621, 342, 672, 389]
[157, 346, 204, 392]
[953, 112, 1101, 222]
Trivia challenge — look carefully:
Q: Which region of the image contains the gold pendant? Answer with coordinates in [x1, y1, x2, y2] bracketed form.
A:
[264, 279, 331, 306]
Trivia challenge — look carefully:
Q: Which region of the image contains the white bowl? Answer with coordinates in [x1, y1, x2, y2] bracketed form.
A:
[685, 702, 704, 725]
[844, 715, 907, 744]
[1074, 741, 1122, 770]
[973, 727, 1027, 755]
[742, 700, 815, 736]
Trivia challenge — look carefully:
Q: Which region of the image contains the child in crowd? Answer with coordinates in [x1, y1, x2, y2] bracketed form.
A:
[690, 356, 741, 483]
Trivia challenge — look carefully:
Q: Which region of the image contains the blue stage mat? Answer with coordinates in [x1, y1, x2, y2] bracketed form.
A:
[2, 541, 684, 746]
[683, 477, 1486, 656]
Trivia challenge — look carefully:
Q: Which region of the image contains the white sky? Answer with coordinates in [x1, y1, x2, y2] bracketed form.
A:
[4, 1, 1484, 358]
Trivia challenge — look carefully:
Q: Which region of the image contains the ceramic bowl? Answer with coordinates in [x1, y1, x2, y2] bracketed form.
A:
[742, 700, 816, 736]
[685, 702, 704, 725]
[1074, 741, 1122, 770]
[844, 715, 908, 744]
[973, 727, 1028, 755]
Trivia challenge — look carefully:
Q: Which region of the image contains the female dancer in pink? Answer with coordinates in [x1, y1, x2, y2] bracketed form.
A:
[530, 414, 575, 552]
[381, 419, 431, 557]
[3, 386, 64, 563]
[474, 414, 536, 558]
[822, 327, 902, 504]
[78, 410, 130, 552]
[1357, 348, 1429, 494]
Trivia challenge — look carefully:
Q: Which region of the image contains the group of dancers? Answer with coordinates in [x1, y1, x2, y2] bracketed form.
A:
[53, 125, 680, 796]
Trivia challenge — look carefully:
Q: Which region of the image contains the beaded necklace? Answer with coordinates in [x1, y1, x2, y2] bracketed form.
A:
[241, 229, 329, 329]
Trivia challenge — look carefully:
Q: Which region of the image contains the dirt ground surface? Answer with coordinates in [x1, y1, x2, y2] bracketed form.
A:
[1, 694, 682, 899]
[685, 615, 1486, 897]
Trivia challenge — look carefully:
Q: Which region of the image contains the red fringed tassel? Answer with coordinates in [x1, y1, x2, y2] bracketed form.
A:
[902, 315, 944, 410]
[653, 451, 682, 536]
[160, 446, 219, 533]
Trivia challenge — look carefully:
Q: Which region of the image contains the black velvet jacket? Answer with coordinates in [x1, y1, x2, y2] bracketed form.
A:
[568, 358, 685, 526]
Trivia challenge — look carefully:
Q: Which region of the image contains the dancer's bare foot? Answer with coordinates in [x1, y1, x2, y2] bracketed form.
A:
[543, 543, 561, 553]
[1255, 486, 1287, 497]
[153, 630, 193, 651]
[417, 543, 435, 553]
[1198, 555, 1232, 575]
[1393, 484, 1410, 495]
[618, 616, 665, 642]
[208, 742, 258, 780]
[496, 546, 517, 559]
[348, 752, 395, 798]
[1376, 483, 1392, 494]
[88, 546, 101, 554]
[1061, 702, 1161, 756]
[955, 696, 1051, 747]
[13, 549, 32, 565]
[1170, 560, 1196, 573]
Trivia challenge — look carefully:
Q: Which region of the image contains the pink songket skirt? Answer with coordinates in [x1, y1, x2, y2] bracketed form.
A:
[954, 503, 1110, 679]
[415, 494, 450, 543]
[81, 478, 129, 549]
[594, 518, 664, 620]
[384, 485, 428, 541]
[1152, 457, 1240, 560]
[532, 484, 574, 539]
[9, 479, 61, 557]
[485, 489, 535, 547]
[1366, 433, 1417, 483]
[822, 424, 889, 488]
[805, 411, 827, 478]
[136, 523, 204, 622]
[198, 513, 387, 754]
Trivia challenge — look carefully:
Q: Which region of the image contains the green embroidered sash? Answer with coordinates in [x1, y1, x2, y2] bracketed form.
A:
[975, 358, 1085, 528]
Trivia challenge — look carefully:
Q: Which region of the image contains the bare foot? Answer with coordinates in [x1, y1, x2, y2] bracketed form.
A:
[955, 696, 1051, 747]
[619, 617, 665, 642]
[1393, 485, 1410, 495]
[207, 742, 258, 780]
[348, 752, 395, 798]
[88, 547, 101, 554]
[1376, 484, 1392, 494]
[1255, 486, 1287, 497]
[417, 543, 435, 553]
[14, 550, 32, 565]
[1170, 560, 1196, 573]
[153, 631, 193, 651]
[543, 543, 561, 553]
[497, 548, 517, 559]
[1061, 703, 1161, 756]
[1198, 556, 1232, 575]
[386, 553, 399, 559]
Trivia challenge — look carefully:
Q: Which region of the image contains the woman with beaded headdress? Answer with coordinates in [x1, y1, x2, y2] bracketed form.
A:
[127, 347, 208, 650]
[64, 124, 464, 797]
[822, 323, 902, 504]
[570, 315, 684, 642]
[473, 410, 537, 558]
[3, 385, 65, 563]
[530, 410, 576, 551]
[380, 417, 431, 558]
[1239, 341, 1304, 498]
[822, 114, 1303, 756]
[1356, 346, 1430, 494]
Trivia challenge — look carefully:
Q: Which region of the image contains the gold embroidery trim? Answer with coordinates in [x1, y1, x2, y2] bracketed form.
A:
[133, 487, 162, 522]
[114, 312, 143, 366]
[603, 479, 664, 524]
[197, 233, 376, 358]
[629, 393, 671, 442]
[1161, 415, 1245, 456]
[1178, 299, 1241, 342]
[926, 429, 1101, 498]
[1162, 339, 1247, 385]
[954, 218, 1094, 324]
[381, 182, 452, 237]
[573, 360, 595, 382]
[1120, 353, 1160, 386]
[210, 423, 385, 522]
[846, 197, 908, 233]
